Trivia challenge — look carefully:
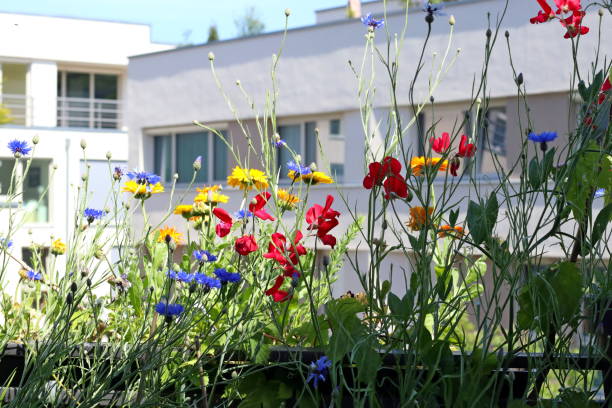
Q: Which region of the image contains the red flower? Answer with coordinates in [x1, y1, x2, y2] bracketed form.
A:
[561, 11, 589, 38]
[457, 134, 476, 158]
[430, 132, 451, 154]
[265, 276, 290, 302]
[530, 0, 554, 24]
[598, 77, 611, 105]
[235, 234, 258, 256]
[553, 0, 582, 13]
[450, 156, 461, 177]
[212, 207, 233, 237]
[306, 195, 340, 248]
[263, 231, 307, 266]
[249, 192, 275, 221]
[362, 156, 409, 199]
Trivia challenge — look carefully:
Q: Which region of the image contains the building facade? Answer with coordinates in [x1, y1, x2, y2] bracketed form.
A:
[0, 13, 172, 290]
[126, 0, 610, 294]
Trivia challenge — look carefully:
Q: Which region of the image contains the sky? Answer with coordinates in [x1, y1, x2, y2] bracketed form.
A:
[0, 0, 349, 45]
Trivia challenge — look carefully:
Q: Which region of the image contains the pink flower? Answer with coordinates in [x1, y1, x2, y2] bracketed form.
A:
[235, 235, 258, 256]
[306, 195, 340, 248]
[212, 207, 233, 238]
[457, 134, 476, 158]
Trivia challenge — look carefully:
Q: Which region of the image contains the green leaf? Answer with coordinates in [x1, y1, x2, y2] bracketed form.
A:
[567, 144, 611, 221]
[528, 156, 540, 190]
[277, 382, 293, 400]
[465, 258, 487, 285]
[578, 80, 589, 101]
[380, 280, 391, 301]
[449, 208, 459, 227]
[326, 298, 366, 362]
[591, 203, 612, 247]
[354, 342, 381, 384]
[467, 193, 498, 245]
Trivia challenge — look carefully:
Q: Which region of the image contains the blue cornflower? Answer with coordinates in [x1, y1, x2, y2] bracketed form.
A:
[194, 273, 222, 290]
[361, 13, 384, 30]
[287, 161, 312, 176]
[167, 270, 179, 280]
[127, 170, 161, 185]
[307, 356, 332, 389]
[527, 132, 557, 143]
[0, 237, 13, 249]
[177, 271, 195, 283]
[84, 208, 106, 223]
[193, 250, 217, 263]
[273, 139, 286, 148]
[113, 166, 125, 180]
[594, 188, 606, 199]
[214, 268, 241, 284]
[234, 209, 254, 220]
[422, 1, 446, 17]
[155, 302, 184, 317]
[26, 270, 42, 281]
[8, 140, 32, 157]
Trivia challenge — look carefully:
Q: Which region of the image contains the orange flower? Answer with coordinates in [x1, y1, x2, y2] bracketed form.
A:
[438, 225, 464, 238]
[157, 226, 183, 244]
[410, 156, 448, 176]
[406, 206, 434, 231]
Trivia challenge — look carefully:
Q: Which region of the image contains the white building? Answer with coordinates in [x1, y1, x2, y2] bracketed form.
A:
[0, 13, 172, 283]
[125, 0, 609, 295]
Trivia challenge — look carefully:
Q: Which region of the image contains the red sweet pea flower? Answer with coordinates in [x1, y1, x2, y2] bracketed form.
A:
[457, 134, 476, 158]
[430, 132, 451, 154]
[553, 0, 582, 13]
[265, 275, 290, 302]
[530, 0, 554, 24]
[306, 195, 340, 248]
[263, 231, 307, 266]
[248, 192, 275, 221]
[561, 11, 589, 38]
[235, 234, 258, 256]
[363, 156, 409, 199]
[599, 77, 611, 105]
[212, 207, 233, 237]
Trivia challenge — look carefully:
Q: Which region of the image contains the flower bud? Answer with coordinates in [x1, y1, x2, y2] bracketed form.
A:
[94, 249, 104, 260]
[173, 173, 179, 180]
[425, 14, 434, 24]
[486, 28, 492, 38]
[235, 79, 241, 86]
[598, 8, 604, 17]
[285, 8, 291, 17]
[66, 292, 73, 305]
[322, 255, 330, 267]
[71, 282, 78, 292]
[309, 162, 317, 172]
[86, 278, 92, 288]
[208, 52, 215, 61]
[193, 155, 202, 172]
[504, 30, 510, 38]
[32, 135, 40, 145]
[449, 15, 455, 26]
[295, 154, 302, 163]
[516, 73, 524, 86]
[106, 151, 112, 160]
[80, 139, 87, 150]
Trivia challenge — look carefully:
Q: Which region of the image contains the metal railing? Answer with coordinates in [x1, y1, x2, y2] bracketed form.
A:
[57, 97, 121, 129]
[0, 93, 32, 126]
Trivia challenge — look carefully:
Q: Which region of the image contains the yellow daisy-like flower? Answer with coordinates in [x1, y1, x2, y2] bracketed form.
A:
[438, 225, 465, 238]
[410, 157, 448, 176]
[157, 226, 183, 244]
[406, 206, 434, 231]
[51, 238, 67, 255]
[173, 204, 194, 219]
[194, 185, 229, 204]
[227, 166, 269, 190]
[277, 188, 299, 210]
[122, 180, 164, 199]
[289, 171, 334, 185]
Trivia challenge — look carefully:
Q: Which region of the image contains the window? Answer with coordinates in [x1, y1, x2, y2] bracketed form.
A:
[152, 130, 228, 184]
[329, 119, 342, 138]
[330, 163, 344, 182]
[80, 160, 128, 209]
[57, 71, 120, 129]
[23, 159, 50, 223]
[278, 122, 317, 179]
[1, 63, 29, 126]
[464, 107, 507, 175]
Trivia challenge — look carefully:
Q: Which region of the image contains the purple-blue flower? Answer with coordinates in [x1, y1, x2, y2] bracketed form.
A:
[113, 167, 125, 180]
[193, 250, 217, 263]
[594, 188, 606, 199]
[167, 270, 179, 280]
[287, 161, 312, 176]
[26, 270, 42, 281]
[155, 302, 184, 316]
[127, 170, 161, 185]
[167, 270, 195, 283]
[8, 140, 32, 156]
[214, 268, 241, 284]
[194, 273, 221, 289]
[307, 356, 332, 389]
[234, 209, 253, 220]
[0, 237, 12, 249]
[422, 1, 446, 17]
[273, 139, 286, 148]
[84, 208, 105, 223]
[361, 13, 384, 30]
[527, 132, 557, 143]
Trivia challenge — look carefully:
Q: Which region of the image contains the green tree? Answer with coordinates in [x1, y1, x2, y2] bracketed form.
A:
[207, 24, 219, 43]
[234, 6, 265, 37]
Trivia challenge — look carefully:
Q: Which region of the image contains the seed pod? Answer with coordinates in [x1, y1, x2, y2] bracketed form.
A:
[71, 282, 78, 292]
[66, 292, 73, 305]
[486, 29, 492, 38]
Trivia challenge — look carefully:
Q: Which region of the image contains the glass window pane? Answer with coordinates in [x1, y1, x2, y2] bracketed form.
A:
[23, 159, 50, 223]
[66, 73, 90, 98]
[304, 121, 317, 165]
[95, 74, 118, 100]
[329, 119, 341, 136]
[330, 163, 344, 182]
[0, 159, 15, 195]
[213, 131, 228, 181]
[278, 124, 301, 178]
[154, 135, 172, 183]
[176, 132, 208, 183]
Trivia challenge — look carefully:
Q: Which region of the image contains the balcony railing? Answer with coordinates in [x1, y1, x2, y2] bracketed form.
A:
[57, 97, 121, 129]
[0, 94, 32, 126]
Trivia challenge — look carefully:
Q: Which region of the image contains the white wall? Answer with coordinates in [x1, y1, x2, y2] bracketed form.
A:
[29, 61, 57, 127]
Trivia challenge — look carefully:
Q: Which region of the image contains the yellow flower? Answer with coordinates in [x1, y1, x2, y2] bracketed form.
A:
[51, 238, 67, 255]
[157, 226, 183, 244]
[277, 188, 299, 210]
[173, 204, 194, 219]
[438, 225, 465, 238]
[289, 171, 334, 185]
[410, 157, 448, 176]
[406, 206, 434, 231]
[227, 166, 269, 190]
[194, 185, 229, 204]
[122, 180, 164, 199]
